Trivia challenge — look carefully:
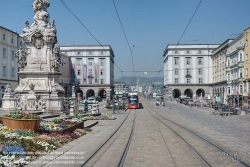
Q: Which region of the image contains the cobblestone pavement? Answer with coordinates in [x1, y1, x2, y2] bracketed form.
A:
[26, 99, 250, 166]
[26, 110, 130, 167]
[124, 106, 207, 167]
[152, 99, 250, 165]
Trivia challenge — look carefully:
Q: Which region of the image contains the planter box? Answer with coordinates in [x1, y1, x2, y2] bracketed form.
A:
[1, 117, 41, 132]
[40, 121, 84, 135]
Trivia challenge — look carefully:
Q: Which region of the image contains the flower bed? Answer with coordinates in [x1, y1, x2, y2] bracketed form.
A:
[84, 113, 117, 120]
[39, 118, 85, 135]
[0, 123, 87, 166]
[1, 111, 41, 132]
[39, 121, 84, 135]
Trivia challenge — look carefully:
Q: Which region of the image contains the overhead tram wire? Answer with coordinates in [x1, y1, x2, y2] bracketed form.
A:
[152, 0, 203, 84]
[60, 0, 124, 74]
[112, 0, 135, 72]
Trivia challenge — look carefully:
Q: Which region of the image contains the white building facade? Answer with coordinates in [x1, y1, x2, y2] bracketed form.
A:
[114, 82, 129, 94]
[0, 26, 23, 100]
[60, 45, 115, 99]
[163, 44, 219, 99]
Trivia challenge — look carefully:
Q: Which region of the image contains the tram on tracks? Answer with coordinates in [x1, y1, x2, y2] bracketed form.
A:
[127, 92, 139, 109]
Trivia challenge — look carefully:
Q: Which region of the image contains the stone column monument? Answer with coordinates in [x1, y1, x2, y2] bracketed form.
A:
[14, 0, 65, 112]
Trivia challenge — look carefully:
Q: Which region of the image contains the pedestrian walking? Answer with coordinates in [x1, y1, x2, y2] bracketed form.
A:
[115, 100, 119, 112]
[188, 100, 192, 108]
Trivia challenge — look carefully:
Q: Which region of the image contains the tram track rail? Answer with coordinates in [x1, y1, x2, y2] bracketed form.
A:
[80, 109, 137, 167]
[144, 101, 250, 167]
[118, 110, 136, 167]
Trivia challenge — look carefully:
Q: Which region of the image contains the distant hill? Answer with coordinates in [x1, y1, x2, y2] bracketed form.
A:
[115, 76, 163, 86]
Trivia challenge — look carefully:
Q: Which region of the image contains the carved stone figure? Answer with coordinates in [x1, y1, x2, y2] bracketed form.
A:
[29, 82, 35, 90]
[51, 19, 55, 27]
[52, 84, 57, 92]
[41, 100, 46, 112]
[4, 84, 12, 94]
[34, 10, 50, 30]
[53, 42, 60, 54]
[15, 47, 27, 68]
[32, 0, 50, 12]
[25, 20, 29, 28]
[51, 42, 61, 71]
[69, 100, 75, 116]
[23, 20, 31, 36]
[31, 32, 44, 49]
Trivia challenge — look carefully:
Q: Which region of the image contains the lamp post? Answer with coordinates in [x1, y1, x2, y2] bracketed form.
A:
[236, 89, 239, 110]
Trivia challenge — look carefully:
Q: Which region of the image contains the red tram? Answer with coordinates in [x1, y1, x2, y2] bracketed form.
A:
[127, 92, 139, 109]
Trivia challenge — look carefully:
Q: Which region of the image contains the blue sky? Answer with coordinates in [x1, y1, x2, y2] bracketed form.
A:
[1, 0, 250, 79]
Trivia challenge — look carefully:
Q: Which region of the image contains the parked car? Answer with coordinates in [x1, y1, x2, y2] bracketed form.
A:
[182, 99, 189, 105]
[179, 97, 190, 104]
[94, 96, 102, 102]
[193, 100, 201, 107]
[87, 97, 96, 104]
[187, 99, 194, 106]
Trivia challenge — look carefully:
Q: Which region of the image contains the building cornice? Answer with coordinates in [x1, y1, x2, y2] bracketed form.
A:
[0, 79, 18, 82]
[0, 26, 19, 35]
[166, 83, 212, 86]
[211, 80, 227, 86]
[211, 39, 233, 55]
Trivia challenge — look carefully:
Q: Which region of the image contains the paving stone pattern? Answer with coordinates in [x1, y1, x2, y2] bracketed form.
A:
[26, 99, 250, 166]
[156, 100, 250, 165]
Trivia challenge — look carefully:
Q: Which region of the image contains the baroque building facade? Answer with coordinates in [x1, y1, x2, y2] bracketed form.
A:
[60, 45, 115, 99]
[211, 39, 233, 104]
[163, 44, 219, 100]
[226, 34, 244, 106]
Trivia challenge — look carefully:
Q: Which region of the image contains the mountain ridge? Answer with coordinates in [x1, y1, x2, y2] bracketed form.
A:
[115, 76, 163, 86]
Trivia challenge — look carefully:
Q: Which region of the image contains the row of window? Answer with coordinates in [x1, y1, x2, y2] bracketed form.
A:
[2, 66, 15, 77]
[77, 51, 106, 55]
[213, 63, 225, 72]
[174, 78, 203, 84]
[174, 57, 203, 65]
[173, 50, 203, 54]
[227, 86, 243, 95]
[226, 55, 243, 67]
[1, 34, 15, 43]
[77, 79, 105, 85]
[75, 58, 105, 66]
[227, 70, 243, 81]
[2, 48, 16, 60]
[213, 75, 226, 82]
[76, 69, 105, 76]
[174, 68, 203, 75]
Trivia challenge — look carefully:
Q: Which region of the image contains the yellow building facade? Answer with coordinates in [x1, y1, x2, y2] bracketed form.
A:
[243, 27, 250, 101]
